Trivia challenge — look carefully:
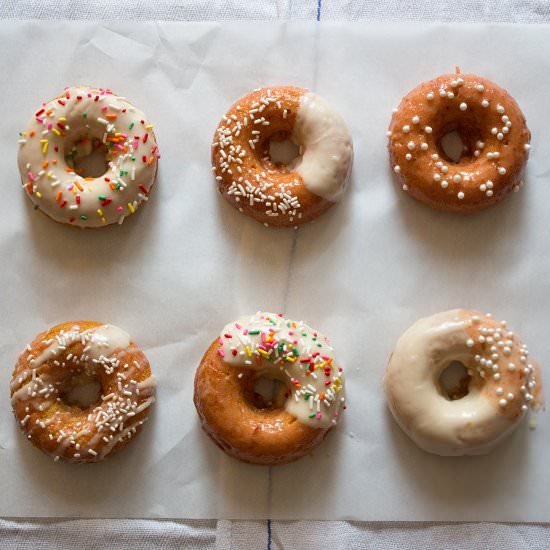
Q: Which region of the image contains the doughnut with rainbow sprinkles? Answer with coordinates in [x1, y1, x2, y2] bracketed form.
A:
[384, 309, 543, 456]
[388, 72, 530, 213]
[11, 321, 156, 463]
[17, 85, 159, 228]
[212, 86, 353, 227]
[194, 312, 346, 464]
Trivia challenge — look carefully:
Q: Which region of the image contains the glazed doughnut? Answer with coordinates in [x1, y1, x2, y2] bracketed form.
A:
[194, 312, 346, 464]
[18, 85, 160, 228]
[384, 309, 543, 456]
[212, 86, 353, 227]
[387, 73, 530, 213]
[11, 321, 156, 463]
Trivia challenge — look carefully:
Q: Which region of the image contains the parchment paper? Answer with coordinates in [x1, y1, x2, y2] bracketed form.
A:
[1, 21, 550, 521]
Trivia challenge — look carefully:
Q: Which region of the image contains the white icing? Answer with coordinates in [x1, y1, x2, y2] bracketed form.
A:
[11, 324, 131, 407]
[11, 323, 154, 462]
[18, 86, 159, 227]
[218, 312, 345, 429]
[292, 92, 353, 201]
[384, 310, 524, 456]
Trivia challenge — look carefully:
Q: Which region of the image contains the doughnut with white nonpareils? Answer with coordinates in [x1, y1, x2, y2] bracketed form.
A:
[11, 321, 156, 463]
[384, 310, 543, 456]
[194, 312, 346, 464]
[18, 86, 160, 228]
[388, 73, 530, 213]
[212, 87, 353, 227]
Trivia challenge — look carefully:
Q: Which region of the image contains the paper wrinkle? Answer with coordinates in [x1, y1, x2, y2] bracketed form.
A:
[1, 21, 549, 522]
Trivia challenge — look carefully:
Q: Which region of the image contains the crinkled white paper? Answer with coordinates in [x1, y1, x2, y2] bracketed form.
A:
[0, 21, 549, 521]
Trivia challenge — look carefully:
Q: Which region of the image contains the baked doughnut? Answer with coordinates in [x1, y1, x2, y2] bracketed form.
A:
[384, 309, 543, 456]
[212, 87, 353, 227]
[387, 73, 530, 213]
[18, 86, 159, 228]
[194, 312, 346, 464]
[11, 321, 156, 463]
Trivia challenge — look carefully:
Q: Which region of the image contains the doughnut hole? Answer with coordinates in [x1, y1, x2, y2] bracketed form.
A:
[269, 133, 301, 165]
[64, 125, 110, 178]
[437, 122, 482, 164]
[61, 373, 102, 410]
[242, 372, 289, 410]
[261, 130, 301, 172]
[438, 361, 471, 401]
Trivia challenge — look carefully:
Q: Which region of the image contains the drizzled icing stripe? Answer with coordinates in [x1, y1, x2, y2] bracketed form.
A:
[217, 312, 346, 429]
[11, 323, 156, 463]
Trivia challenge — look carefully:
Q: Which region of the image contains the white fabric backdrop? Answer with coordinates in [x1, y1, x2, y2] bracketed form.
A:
[2, 1, 550, 549]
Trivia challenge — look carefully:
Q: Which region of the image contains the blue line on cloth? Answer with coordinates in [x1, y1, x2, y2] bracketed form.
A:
[267, 518, 272, 550]
[317, 0, 322, 21]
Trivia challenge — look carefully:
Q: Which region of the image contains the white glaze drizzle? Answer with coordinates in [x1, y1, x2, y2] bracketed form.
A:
[217, 312, 345, 429]
[11, 324, 156, 462]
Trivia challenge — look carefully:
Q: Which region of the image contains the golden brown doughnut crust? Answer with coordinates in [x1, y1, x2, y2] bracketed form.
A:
[212, 86, 334, 227]
[194, 340, 328, 465]
[388, 73, 531, 213]
[11, 321, 155, 463]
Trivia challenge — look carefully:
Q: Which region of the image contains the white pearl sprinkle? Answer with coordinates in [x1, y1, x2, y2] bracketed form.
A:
[496, 387, 504, 396]
[447, 91, 454, 99]
[496, 104, 505, 114]
[486, 190, 493, 197]
[507, 363, 516, 371]
[493, 373, 501, 381]
[421, 142, 429, 151]
[491, 127, 498, 135]
[439, 89, 446, 97]
[394, 165, 401, 173]
[482, 99, 489, 108]
[498, 167, 506, 175]
[497, 132, 504, 141]
[441, 180, 448, 189]
[451, 80, 458, 88]
[457, 191, 465, 200]
[407, 141, 415, 150]
[441, 165, 449, 173]
[459, 102, 468, 111]
[466, 338, 474, 347]
[453, 174, 462, 183]
[507, 393, 514, 401]
[427, 92, 434, 100]
[402, 184, 409, 191]
[476, 84, 485, 92]
[403, 125, 410, 133]
[480, 184, 487, 192]
[412, 116, 420, 124]
[487, 180, 493, 189]
[406, 153, 412, 160]
[524, 143, 531, 151]
[433, 173, 441, 182]
[425, 126, 433, 134]
[498, 398, 507, 407]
